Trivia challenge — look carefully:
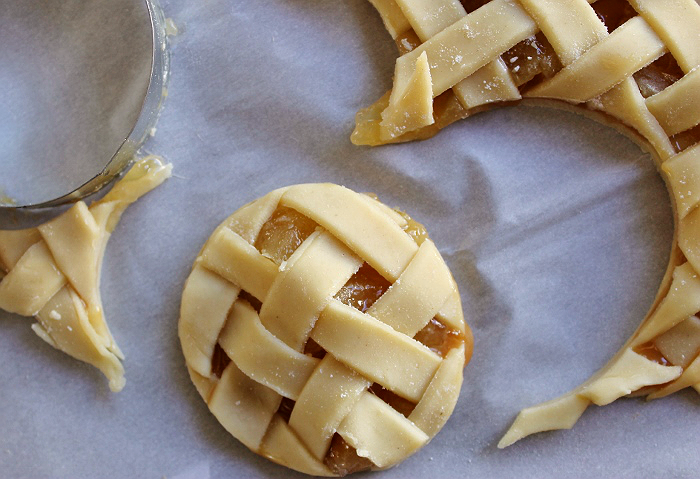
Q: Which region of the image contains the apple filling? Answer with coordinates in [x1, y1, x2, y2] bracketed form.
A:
[255, 206, 318, 264]
[501, 33, 561, 89]
[324, 434, 374, 477]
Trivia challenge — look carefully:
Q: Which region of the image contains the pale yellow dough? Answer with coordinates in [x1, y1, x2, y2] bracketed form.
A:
[357, 0, 700, 447]
[0, 157, 172, 391]
[179, 183, 470, 476]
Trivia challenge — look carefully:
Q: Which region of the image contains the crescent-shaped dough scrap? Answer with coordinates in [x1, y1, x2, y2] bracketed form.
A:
[354, 0, 700, 447]
[0, 157, 172, 392]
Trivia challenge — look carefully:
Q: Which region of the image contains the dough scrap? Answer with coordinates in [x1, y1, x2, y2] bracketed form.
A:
[356, 0, 700, 447]
[0, 157, 172, 391]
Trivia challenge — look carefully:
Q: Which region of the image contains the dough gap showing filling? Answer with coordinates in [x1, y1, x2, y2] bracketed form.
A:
[356, 0, 700, 447]
[179, 184, 473, 476]
[0, 157, 172, 392]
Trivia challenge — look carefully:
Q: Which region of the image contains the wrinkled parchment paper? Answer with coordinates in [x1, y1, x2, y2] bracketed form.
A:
[1, 1, 697, 477]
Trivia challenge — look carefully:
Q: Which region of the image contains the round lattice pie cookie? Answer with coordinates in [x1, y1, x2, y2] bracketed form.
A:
[354, 0, 700, 448]
[179, 183, 472, 476]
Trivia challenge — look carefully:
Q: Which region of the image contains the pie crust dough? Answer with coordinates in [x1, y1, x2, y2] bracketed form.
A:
[0, 157, 172, 392]
[179, 183, 471, 475]
[354, 0, 700, 447]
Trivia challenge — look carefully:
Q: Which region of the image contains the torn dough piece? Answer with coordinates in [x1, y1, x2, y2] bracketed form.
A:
[355, 0, 700, 447]
[179, 183, 473, 476]
[0, 157, 172, 392]
[379, 51, 435, 142]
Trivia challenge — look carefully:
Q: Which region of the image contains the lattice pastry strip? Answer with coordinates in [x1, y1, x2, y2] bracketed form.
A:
[179, 183, 472, 475]
[630, 0, 700, 72]
[312, 299, 443, 402]
[208, 359, 283, 451]
[518, 0, 607, 67]
[0, 240, 67, 316]
[645, 67, 700, 136]
[644, 316, 700, 399]
[179, 265, 240, 378]
[391, 0, 538, 100]
[409, 343, 466, 435]
[261, 415, 337, 477]
[527, 16, 666, 102]
[336, 391, 430, 468]
[220, 298, 320, 400]
[396, 0, 522, 108]
[396, 0, 465, 40]
[679, 210, 700, 274]
[280, 183, 419, 281]
[381, 51, 435, 140]
[0, 158, 171, 391]
[259, 230, 363, 351]
[593, 76, 676, 158]
[367, 239, 460, 336]
[199, 227, 278, 301]
[289, 355, 371, 460]
[353, 0, 700, 448]
[369, 0, 412, 39]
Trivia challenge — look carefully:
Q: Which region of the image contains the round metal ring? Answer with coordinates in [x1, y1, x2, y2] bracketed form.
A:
[0, 0, 169, 229]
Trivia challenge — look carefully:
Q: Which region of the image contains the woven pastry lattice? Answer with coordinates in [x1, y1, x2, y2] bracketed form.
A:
[179, 183, 470, 476]
[355, 0, 700, 448]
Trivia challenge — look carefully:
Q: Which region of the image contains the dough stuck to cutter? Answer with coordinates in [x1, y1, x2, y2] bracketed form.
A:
[0, 157, 172, 392]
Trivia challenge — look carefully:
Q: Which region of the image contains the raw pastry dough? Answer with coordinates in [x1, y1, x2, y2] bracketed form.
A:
[179, 183, 472, 475]
[354, 0, 700, 447]
[0, 157, 172, 392]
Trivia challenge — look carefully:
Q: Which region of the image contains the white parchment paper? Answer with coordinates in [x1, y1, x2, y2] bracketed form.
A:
[1, 1, 698, 477]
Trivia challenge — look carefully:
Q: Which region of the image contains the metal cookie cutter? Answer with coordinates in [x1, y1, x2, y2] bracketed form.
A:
[0, 0, 170, 229]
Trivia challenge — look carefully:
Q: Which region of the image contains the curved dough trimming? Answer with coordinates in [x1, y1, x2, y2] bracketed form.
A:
[356, 0, 700, 447]
[0, 157, 172, 391]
